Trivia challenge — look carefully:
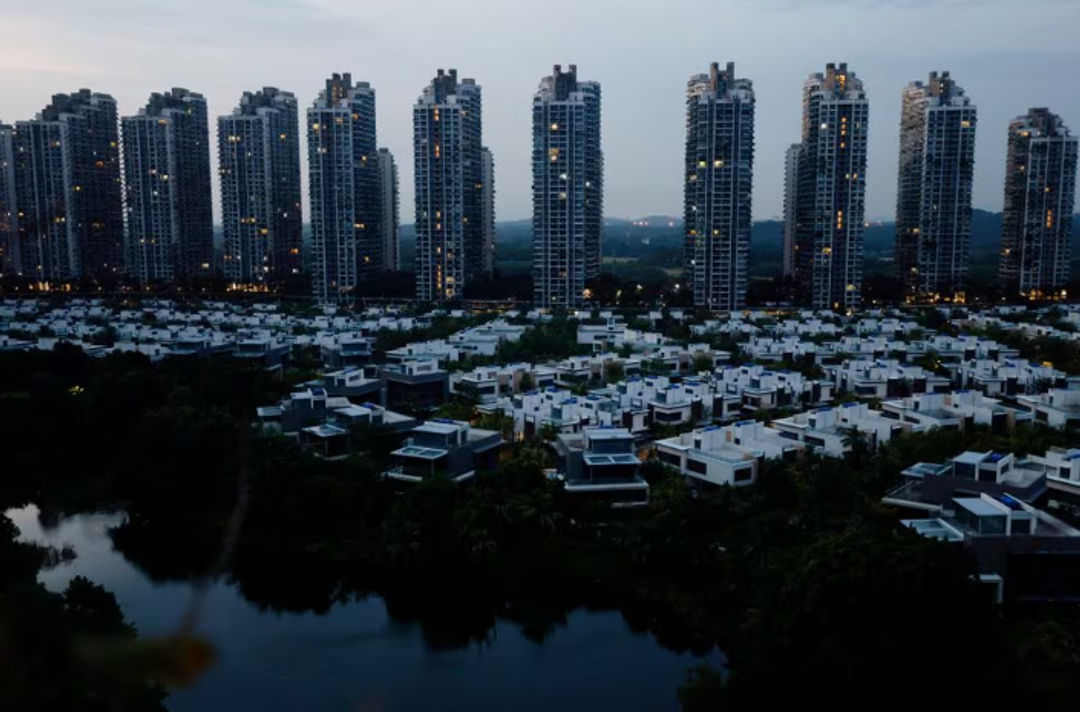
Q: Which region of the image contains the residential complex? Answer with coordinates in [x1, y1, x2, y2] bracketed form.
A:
[531, 64, 603, 308]
[998, 108, 1078, 299]
[895, 71, 977, 302]
[8, 90, 124, 282]
[308, 73, 381, 303]
[481, 146, 496, 275]
[793, 63, 869, 310]
[781, 143, 800, 277]
[0, 124, 18, 275]
[0, 66, 1074, 308]
[377, 147, 399, 272]
[123, 88, 214, 283]
[219, 87, 302, 285]
[683, 62, 754, 311]
[413, 69, 485, 301]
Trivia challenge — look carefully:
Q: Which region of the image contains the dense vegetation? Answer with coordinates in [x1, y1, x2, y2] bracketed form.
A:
[3, 345, 1080, 710]
[0, 517, 169, 710]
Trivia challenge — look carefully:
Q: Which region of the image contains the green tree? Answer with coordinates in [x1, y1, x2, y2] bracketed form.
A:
[539, 423, 559, 442]
[691, 353, 714, 374]
[477, 411, 515, 441]
[841, 425, 871, 467]
[518, 371, 536, 392]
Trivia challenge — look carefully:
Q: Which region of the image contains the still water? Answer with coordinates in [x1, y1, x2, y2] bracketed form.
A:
[8, 505, 722, 712]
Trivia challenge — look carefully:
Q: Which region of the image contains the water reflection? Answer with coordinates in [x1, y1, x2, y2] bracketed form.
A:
[8, 505, 722, 712]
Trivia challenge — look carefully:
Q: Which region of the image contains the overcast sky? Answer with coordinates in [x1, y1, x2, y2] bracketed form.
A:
[4, 0, 1078, 224]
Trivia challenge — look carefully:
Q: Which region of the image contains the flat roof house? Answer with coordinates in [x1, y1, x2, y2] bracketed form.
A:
[880, 391, 1031, 433]
[655, 420, 802, 488]
[770, 402, 903, 457]
[1017, 388, 1080, 429]
[382, 360, 450, 412]
[899, 491, 1080, 603]
[885, 450, 1048, 509]
[323, 367, 386, 403]
[828, 358, 951, 399]
[321, 333, 375, 369]
[1021, 446, 1080, 495]
[299, 423, 350, 460]
[506, 388, 623, 439]
[384, 419, 502, 484]
[233, 334, 291, 370]
[953, 358, 1071, 396]
[554, 427, 649, 507]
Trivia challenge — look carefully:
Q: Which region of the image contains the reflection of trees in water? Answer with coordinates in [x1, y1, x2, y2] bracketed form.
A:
[110, 510, 224, 584]
[108, 492, 721, 656]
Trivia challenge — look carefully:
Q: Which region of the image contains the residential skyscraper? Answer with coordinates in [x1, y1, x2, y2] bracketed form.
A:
[895, 71, 977, 302]
[782, 143, 801, 277]
[999, 108, 1078, 299]
[122, 88, 214, 283]
[683, 62, 754, 311]
[378, 147, 399, 272]
[793, 62, 869, 310]
[532, 64, 602, 308]
[308, 73, 381, 304]
[481, 146, 496, 274]
[219, 87, 302, 285]
[0, 124, 17, 275]
[413, 69, 484, 301]
[10, 90, 123, 282]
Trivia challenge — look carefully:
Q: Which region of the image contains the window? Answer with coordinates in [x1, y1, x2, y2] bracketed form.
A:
[978, 515, 1006, 535]
[687, 459, 707, 475]
[658, 450, 681, 467]
[1010, 518, 1032, 536]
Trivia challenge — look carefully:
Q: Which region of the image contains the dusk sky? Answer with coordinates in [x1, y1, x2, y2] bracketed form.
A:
[4, 0, 1078, 224]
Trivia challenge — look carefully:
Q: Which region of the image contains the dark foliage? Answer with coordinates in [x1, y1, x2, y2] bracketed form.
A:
[2, 348, 1080, 710]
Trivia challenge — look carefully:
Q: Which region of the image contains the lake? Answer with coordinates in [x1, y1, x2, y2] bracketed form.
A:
[8, 504, 723, 712]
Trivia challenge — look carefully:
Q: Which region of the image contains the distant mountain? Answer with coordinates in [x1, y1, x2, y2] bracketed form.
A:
[608, 215, 681, 228]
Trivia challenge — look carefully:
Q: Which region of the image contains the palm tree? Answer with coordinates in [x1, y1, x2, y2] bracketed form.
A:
[842, 426, 871, 467]
[539, 423, 560, 443]
[605, 361, 625, 384]
[518, 372, 536, 392]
